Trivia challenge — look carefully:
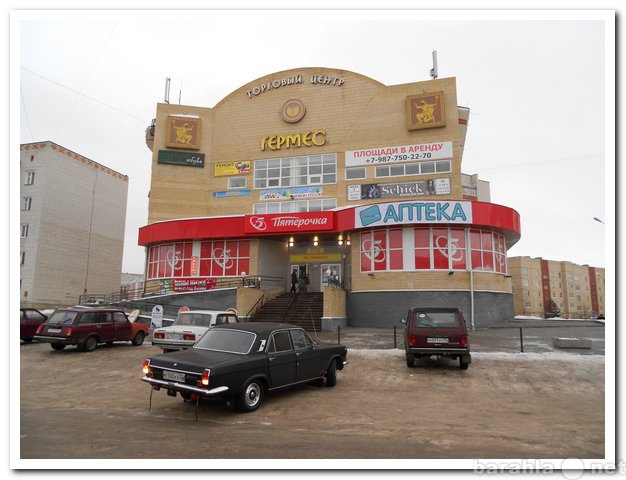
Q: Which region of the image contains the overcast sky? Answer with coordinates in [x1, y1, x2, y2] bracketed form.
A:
[15, 8, 614, 274]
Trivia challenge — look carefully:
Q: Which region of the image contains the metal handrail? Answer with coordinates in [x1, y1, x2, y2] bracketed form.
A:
[281, 291, 300, 323]
[245, 293, 265, 320]
[78, 275, 284, 306]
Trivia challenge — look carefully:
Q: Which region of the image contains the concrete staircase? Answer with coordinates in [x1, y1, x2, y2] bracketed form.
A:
[252, 292, 323, 331]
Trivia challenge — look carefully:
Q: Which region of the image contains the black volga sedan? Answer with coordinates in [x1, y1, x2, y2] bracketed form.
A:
[141, 322, 348, 413]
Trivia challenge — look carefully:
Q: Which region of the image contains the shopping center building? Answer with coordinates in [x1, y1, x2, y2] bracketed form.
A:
[139, 67, 521, 328]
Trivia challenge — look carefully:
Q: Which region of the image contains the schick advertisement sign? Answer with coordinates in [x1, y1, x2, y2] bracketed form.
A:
[355, 201, 472, 228]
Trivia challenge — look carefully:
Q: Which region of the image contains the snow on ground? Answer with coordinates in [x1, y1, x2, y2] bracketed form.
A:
[348, 348, 604, 362]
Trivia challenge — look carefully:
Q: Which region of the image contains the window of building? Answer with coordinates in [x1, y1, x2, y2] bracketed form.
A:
[253, 154, 336, 189]
[21, 224, 29, 238]
[20, 251, 25, 266]
[375, 160, 451, 178]
[524, 301, 532, 308]
[25, 171, 35, 185]
[434, 227, 467, 271]
[253, 198, 336, 214]
[22, 197, 32, 211]
[147, 240, 251, 279]
[522, 268, 528, 276]
[199, 240, 250, 277]
[147, 242, 194, 279]
[522, 279, 529, 286]
[470, 229, 507, 273]
[345, 167, 366, 180]
[228, 177, 246, 189]
[359, 226, 506, 274]
[360, 228, 403, 272]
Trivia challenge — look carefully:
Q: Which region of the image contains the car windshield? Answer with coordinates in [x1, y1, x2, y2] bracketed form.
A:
[414, 312, 459, 328]
[174, 312, 213, 327]
[46, 311, 78, 325]
[194, 329, 255, 354]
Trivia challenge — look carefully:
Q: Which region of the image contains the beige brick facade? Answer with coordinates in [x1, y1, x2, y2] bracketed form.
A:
[139, 68, 521, 327]
[147, 71, 464, 224]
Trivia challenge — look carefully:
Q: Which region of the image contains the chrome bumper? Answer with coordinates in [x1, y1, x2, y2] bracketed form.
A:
[141, 376, 229, 396]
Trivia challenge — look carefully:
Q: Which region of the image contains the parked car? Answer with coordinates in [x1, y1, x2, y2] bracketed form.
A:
[33, 307, 148, 352]
[142, 322, 348, 413]
[401, 306, 472, 369]
[151, 310, 239, 352]
[20, 308, 48, 343]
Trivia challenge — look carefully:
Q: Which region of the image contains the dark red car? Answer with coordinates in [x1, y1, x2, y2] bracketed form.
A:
[20, 308, 48, 343]
[33, 307, 148, 352]
[401, 306, 472, 369]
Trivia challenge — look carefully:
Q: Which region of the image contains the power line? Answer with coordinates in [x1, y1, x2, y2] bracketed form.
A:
[20, 88, 35, 142]
[55, 22, 120, 138]
[474, 152, 603, 173]
[21, 66, 149, 124]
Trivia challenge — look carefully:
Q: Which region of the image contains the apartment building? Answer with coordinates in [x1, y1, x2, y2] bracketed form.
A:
[20, 142, 128, 306]
[508, 256, 605, 318]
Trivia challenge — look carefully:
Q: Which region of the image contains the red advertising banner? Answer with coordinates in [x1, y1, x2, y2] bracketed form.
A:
[170, 277, 217, 292]
[244, 212, 334, 234]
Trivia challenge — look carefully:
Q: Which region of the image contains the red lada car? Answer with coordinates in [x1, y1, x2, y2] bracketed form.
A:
[402, 306, 472, 369]
[34, 307, 148, 352]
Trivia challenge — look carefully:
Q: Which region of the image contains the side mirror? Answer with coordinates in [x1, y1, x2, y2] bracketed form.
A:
[401, 318, 407, 325]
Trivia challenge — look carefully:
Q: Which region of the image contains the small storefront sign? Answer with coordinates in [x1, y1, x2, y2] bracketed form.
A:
[244, 211, 334, 233]
[159, 277, 217, 293]
[259, 186, 323, 201]
[347, 178, 451, 201]
[214, 161, 251, 176]
[213, 189, 252, 198]
[290, 253, 342, 262]
[158, 150, 205, 167]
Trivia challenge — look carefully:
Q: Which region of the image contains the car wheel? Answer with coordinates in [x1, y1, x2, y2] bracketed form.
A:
[83, 336, 98, 352]
[459, 358, 470, 370]
[180, 392, 192, 402]
[236, 379, 264, 413]
[325, 360, 337, 387]
[22, 338, 33, 343]
[51, 343, 66, 351]
[406, 354, 415, 368]
[132, 331, 145, 346]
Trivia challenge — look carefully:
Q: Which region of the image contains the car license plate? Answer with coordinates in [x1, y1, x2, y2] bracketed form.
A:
[167, 333, 182, 340]
[163, 370, 185, 382]
[427, 337, 449, 344]
[47, 328, 62, 334]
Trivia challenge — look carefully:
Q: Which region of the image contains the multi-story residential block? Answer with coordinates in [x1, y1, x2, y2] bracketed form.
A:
[19, 142, 128, 307]
[508, 256, 605, 318]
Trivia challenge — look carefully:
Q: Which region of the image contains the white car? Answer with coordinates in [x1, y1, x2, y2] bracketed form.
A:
[151, 310, 239, 352]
